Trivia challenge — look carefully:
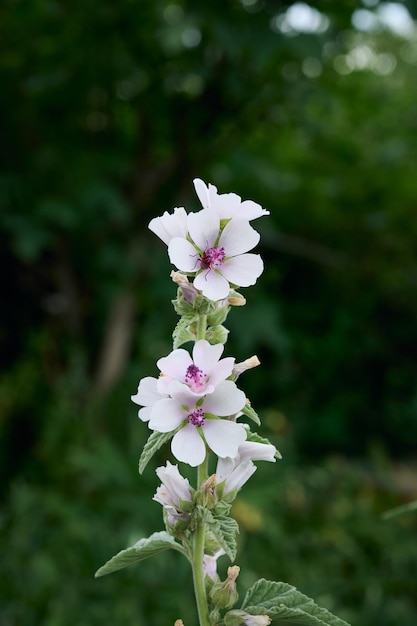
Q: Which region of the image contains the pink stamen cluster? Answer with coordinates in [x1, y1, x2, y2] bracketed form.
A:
[200, 245, 225, 270]
[185, 364, 208, 392]
[188, 408, 205, 427]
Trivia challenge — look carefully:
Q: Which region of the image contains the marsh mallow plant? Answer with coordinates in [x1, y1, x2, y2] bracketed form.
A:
[95, 179, 351, 626]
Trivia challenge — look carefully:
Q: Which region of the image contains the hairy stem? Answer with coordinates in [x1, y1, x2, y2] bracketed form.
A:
[192, 454, 210, 626]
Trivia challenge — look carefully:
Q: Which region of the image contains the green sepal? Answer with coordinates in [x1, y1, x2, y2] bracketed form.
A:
[172, 294, 194, 316]
[241, 579, 351, 626]
[94, 531, 183, 578]
[241, 403, 261, 426]
[138, 428, 179, 474]
[206, 324, 229, 345]
[207, 303, 230, 326]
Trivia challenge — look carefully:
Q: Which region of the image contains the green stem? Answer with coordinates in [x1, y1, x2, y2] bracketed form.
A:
[192, 454, 210, 626]
[196, 313, 207, 341]
[191, 314, 210, 625]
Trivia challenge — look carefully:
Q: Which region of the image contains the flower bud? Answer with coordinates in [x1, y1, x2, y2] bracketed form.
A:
[194, 474, 218, 509]
[209, 565, 240, 609]
[224, 610, 271, 626]
[153, 462, 194, 531]
[231, 356, 260, 381]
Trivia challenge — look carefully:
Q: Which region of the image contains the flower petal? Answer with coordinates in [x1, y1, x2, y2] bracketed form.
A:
[187, 209, 219, 250]
[194, 269, 230, 300]
[168, 237, 199, 272]
[219, 254, 264, 287]
[148, 207, 188, 245]
[219, 220, 260, 256]
[202, 419, 247, 458]
[203, 380, 246, 416]
[131, 377, 162, 407]
[148, 398, 186, 432]
[171, 424, 207, 466]
[192, 340, 223, 372]
[157, 349, 192, 381]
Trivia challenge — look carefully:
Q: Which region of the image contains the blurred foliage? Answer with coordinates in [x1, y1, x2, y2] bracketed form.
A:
[1, 0, 417, 624]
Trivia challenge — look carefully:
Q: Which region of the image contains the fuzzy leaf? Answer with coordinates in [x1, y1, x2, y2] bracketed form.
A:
[95, 531, 180, 578]
[200, 508, 239, 561]
[241, 579, 351, 626]
[172, 314, 197, 348]
[241, 403, 261, 426]
[138, 429, 176, 474]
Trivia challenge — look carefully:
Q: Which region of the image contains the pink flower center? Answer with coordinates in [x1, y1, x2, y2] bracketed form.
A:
[200, 246, 225, 270]
[185, 364, 208, 392]
[188, 407, 205, 427]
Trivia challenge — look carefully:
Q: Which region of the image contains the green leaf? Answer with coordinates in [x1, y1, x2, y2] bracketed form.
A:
[241, 403, 261, 426]
[200, 508, 239, 561]
[172, 314, 197, 348]
[94, 531, 182, 578]
[138, 429, 176, 474]
[241, 579, 351, 626]
[246, 430, 282, 460]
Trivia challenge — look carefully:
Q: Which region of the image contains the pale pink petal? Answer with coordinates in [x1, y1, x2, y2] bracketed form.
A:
[213, 192, 242, 219]
[187, 209, 219, 250]
[203, 380, 246, 416]
[168, 237, 200, 272]
[240, 199, 270, 220]
[148, 207, 188, 245]
[131, 377, 162, 407]
[194, 269, 230, 300]
[171, 425, 207, 466]
[193, 178, 211, 210]
[237, 441, 277, 463]
[139, 406, 152, 422]
[202, 420, 247, 458]
[219, 220, 260, 256]
[220, 254, 264, 287]
[168, 380, 202, 407]
[207, 357, 235, 388]
[148, 398, 186, 432]
[157, 349, 192, 381]
[192, 340, 223, 372]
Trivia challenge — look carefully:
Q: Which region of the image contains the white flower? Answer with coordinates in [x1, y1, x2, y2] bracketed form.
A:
[148, 380, 247, 467]
[148, 207, 188, 245]
[168, 209, 264, 301]
[156, 340, 235, 396]
[193, 178, 269, 221]
[216, 440, 278, 495]
[153, 461, 193, 525]
[131, 376, 166, 422]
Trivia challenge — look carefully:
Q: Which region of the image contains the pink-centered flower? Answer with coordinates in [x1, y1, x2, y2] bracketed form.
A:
[193, 178, 270, 221]
[168, 209, 264, 301]
[148, 380, 247, 467]
[157, 340, 235, 396]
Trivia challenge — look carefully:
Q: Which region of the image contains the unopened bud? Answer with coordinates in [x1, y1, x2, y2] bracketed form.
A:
[171, 271, 199, 304]
[174, 620, 185, 626]
[195, 474, 218, 509]
[231, 356, 260, 381]
[210, 565, 240, 609]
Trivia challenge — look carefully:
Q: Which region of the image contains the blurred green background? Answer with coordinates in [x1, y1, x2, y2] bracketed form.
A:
[1, 1, 417, 624]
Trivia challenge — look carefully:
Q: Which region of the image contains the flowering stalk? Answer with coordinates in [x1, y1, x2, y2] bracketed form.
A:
[95, 179, 351, 626]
